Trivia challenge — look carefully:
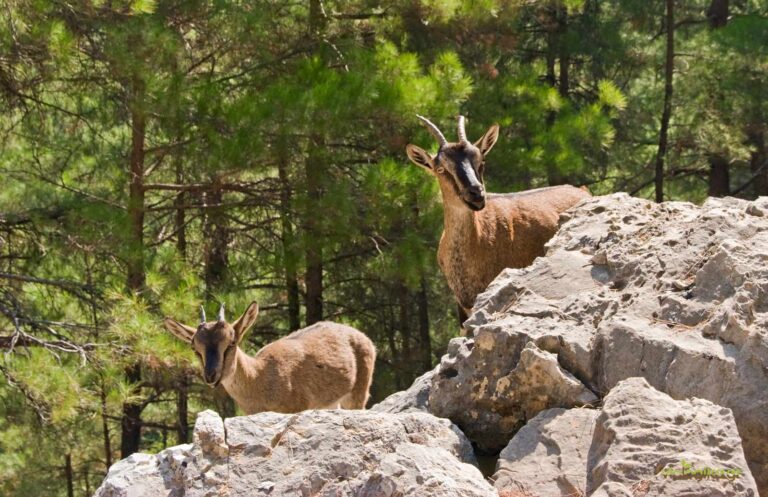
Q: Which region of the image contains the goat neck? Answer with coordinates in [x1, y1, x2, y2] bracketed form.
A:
[220, 347, 266, 411]
[437, 178, 483, 240]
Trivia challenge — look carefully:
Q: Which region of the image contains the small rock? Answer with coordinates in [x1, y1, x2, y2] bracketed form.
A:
[193, 409, 227, 459]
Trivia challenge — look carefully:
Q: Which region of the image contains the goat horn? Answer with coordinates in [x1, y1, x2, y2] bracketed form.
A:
[457, 115, 467, 144]
[218, 303, 225, 322]
[200, 305, 206, 324]
[416, 115, 447, 148]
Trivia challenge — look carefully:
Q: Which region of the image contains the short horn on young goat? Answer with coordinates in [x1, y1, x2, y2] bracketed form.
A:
[218, 303, 225, 322]
[200, 305, 206, 324]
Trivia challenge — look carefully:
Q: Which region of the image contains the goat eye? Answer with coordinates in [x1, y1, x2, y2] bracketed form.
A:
[436, 165, 446, 174]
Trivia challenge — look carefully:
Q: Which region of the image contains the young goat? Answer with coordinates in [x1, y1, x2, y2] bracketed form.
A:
[406, 115, 590, 324]
[164, 303, 376, 414]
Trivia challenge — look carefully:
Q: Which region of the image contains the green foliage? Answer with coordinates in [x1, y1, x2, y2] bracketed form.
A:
[130, 0, 157, 15]
[0, 0, 765, 495]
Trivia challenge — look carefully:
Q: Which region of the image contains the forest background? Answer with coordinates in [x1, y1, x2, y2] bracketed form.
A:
[0, 0, 765, 495]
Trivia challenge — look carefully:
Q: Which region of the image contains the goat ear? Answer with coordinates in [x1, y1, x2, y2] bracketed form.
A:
[406, 144, 435, 173]
[475, 124, 500, 156]
[232, 301, 259, 343]
[163, 318, 196, 343]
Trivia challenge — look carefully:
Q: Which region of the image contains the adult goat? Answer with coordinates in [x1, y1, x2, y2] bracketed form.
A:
[406, 115, 590, 324]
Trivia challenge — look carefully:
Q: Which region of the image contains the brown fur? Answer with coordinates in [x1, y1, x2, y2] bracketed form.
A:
[407, 116, 591, 319]
[438, 184, 590, 313]
[164, 303, 376, 414]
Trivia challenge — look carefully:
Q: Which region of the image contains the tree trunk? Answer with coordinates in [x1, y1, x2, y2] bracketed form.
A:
[544, 5, 567, 186]
[101, 385, 112, 469]
[309, 0, 327, 35]
[398, 283, 412, 379]
[277, 138, 301, 331]
[174, 157, 186, 259]
[126, 99, 146, 292]
[304, 134, 323, 325]
[386, 319, 402, 390]
[120, 363, 142, 457]
[708, 154, 730, 197]
[748, 128, 767, 197]
[417, 275, 431, 371]
[303, 1, 327, 326]
[557, 5, 569, 99]
[707, 0, 729, 28]
[654, 0, 675, 203]
[121, 80, 146, 458]
[176, 374, 189, 444]
[204, 178, 229, 298]
[545, 19, 557, 90]
[65, 453, 74, 497]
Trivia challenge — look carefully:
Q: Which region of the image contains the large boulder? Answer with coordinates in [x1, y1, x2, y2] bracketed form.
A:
[94, 409, 495, 497]
[493, 378, 758, 497]
[493, 407, 598, 497]
[424, 194, 768, 493]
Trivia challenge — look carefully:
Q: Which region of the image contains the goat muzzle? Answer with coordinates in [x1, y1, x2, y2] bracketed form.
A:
[463, 185, 486, 210]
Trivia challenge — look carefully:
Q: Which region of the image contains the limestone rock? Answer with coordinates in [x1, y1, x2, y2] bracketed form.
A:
[423, 193, 768, 493]
[94, 445, 191, 497]
[183, 409, 229, 497]
[493, 407, 598, 497]
[94, 409, 493, 497]
[224, 410, 486, 496]
[589, 377, 757, 496]
[429, 335, 598, 453]
[371, 366, 436, 414]
[493, 378, 757, 497]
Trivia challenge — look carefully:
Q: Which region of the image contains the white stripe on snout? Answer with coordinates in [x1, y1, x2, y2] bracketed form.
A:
[458, 162, 482, 190]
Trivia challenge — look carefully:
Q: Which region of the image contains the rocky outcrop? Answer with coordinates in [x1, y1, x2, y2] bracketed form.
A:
[370, 367, 436, 414]
[429, 337, 598, 452]
[418, 194, 768, 493]
[94, 409, 495, 497]
[493, 378, 758, 497]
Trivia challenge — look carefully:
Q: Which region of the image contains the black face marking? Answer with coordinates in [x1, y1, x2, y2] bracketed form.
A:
[204, 347, 220, 382]
[205, 347, 219, 369]
[436, 143, 486, 210]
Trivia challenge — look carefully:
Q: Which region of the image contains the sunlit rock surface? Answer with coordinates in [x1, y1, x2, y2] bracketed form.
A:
[493, 378, 757, 497]
[94, 409, 494, 497]
[401, 193, 768, 493]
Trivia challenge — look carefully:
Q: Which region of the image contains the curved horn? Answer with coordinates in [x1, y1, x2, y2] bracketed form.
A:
[416, 115, 447, 148]
[218, 303, 225, 322]
[199, 305, 206, 324]
[457, 115, 467, 144]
